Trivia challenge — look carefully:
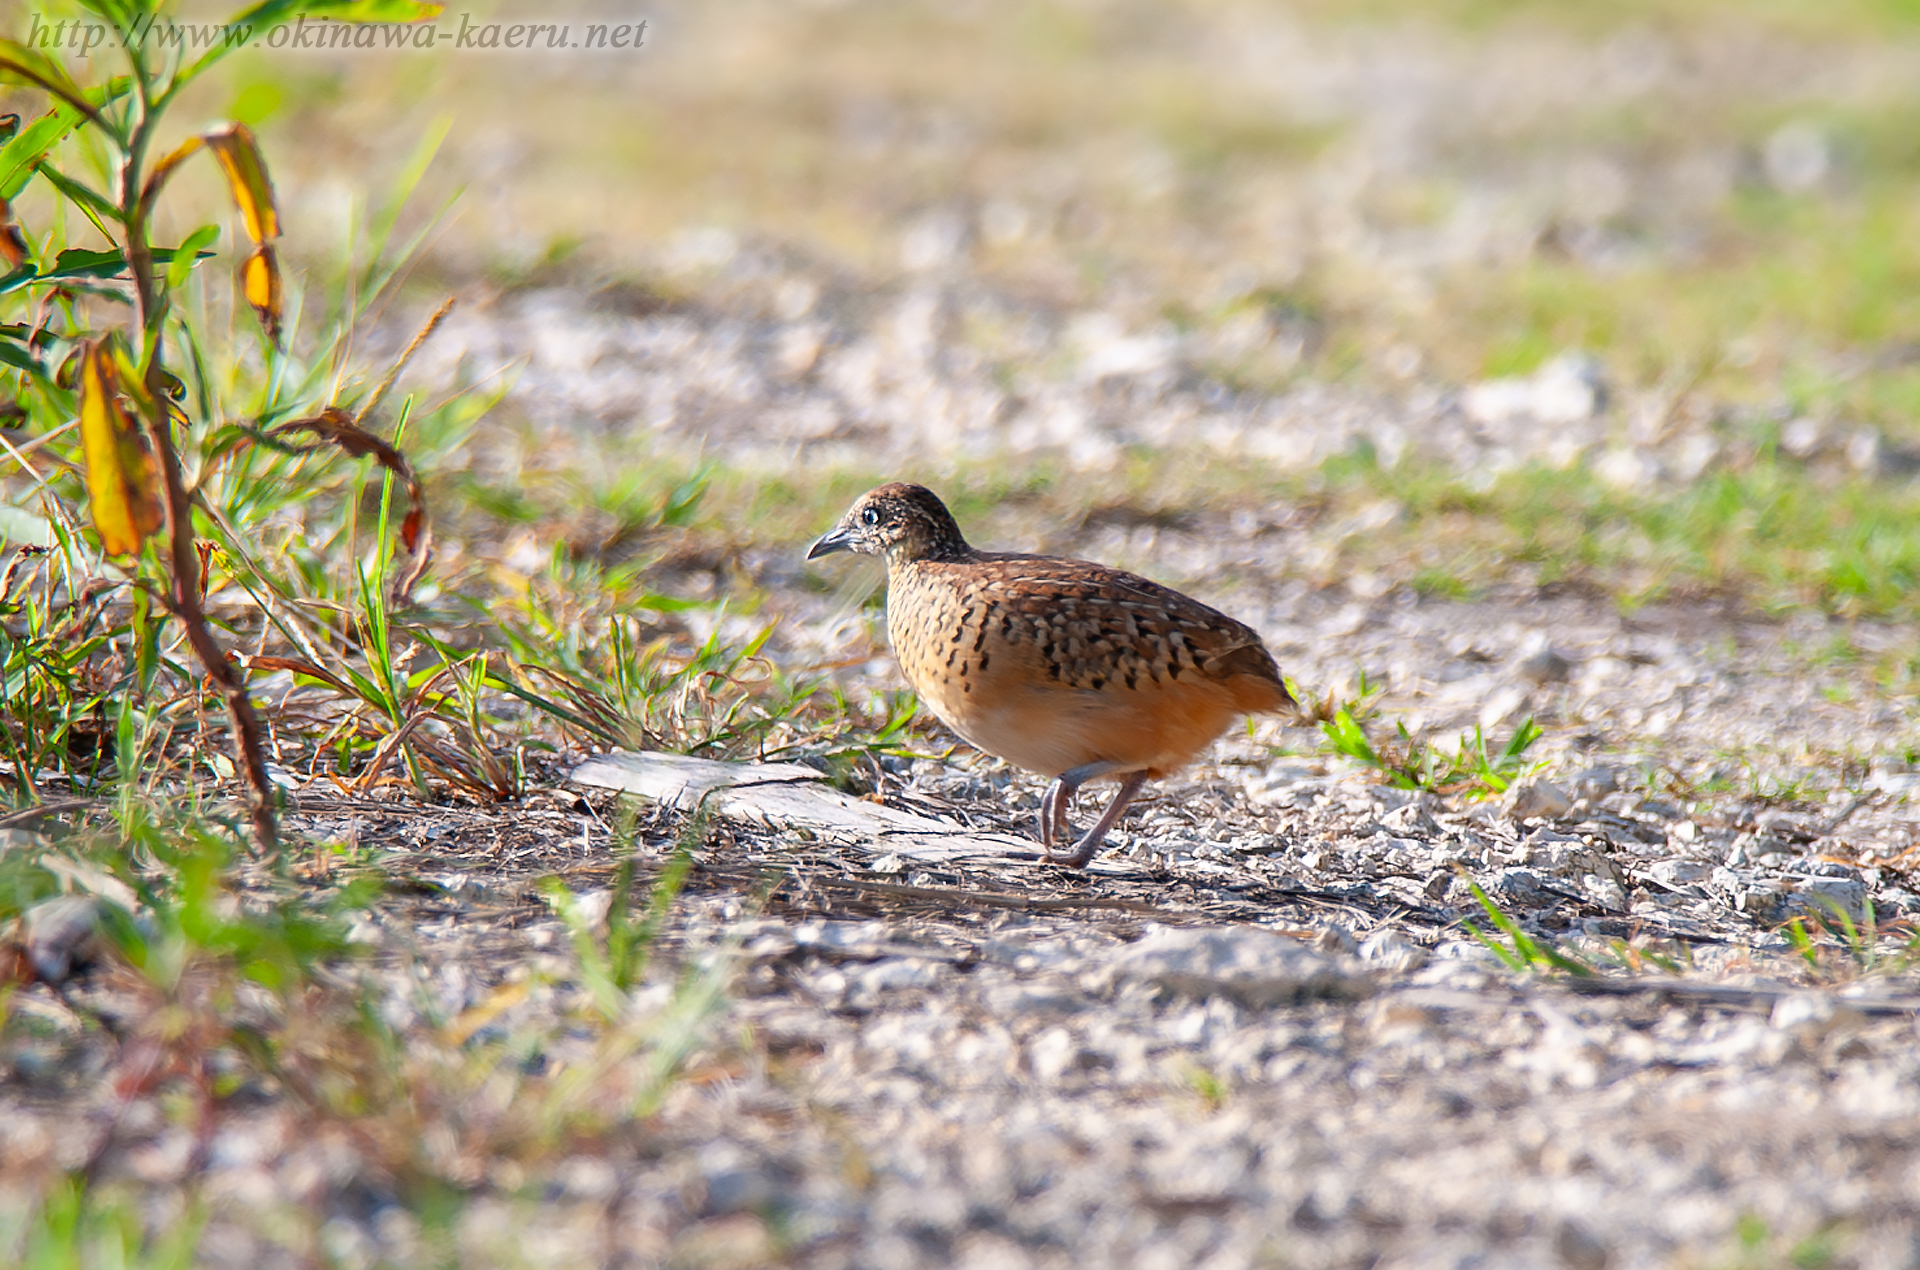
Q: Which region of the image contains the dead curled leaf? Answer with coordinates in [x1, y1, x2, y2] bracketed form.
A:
[204, 125, 281, 340]
[238, 653, 361, 700]
[0, 195, 28, 268]
[201, 125, 280, 244]
[265, 406, 433, 602]
[143, 123, 283, 340]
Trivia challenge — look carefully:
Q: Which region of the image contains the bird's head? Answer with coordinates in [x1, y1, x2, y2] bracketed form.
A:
[807, 482, 971, 566]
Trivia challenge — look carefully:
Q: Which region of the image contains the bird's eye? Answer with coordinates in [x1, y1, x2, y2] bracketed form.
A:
[861, 507, 881, 527]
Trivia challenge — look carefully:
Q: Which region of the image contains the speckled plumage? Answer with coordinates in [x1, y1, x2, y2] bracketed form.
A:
[808, 483, 1296, 867]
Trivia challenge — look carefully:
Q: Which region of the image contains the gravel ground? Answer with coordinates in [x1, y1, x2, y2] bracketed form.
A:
[8, 576, 1920, 1268]
[416, 279, 1894, 498]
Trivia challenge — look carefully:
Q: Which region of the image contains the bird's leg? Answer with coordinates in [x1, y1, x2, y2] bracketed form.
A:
[1038, 780, 1061, 850]
[1045, 767, 1148, 869]
[1037, 763, 1097, 849]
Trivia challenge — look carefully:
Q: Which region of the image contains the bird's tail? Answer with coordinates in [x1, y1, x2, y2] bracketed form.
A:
[1212, 642, 1299, 717]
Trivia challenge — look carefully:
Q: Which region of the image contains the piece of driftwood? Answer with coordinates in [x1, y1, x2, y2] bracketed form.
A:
[569, 751, 1129, 868]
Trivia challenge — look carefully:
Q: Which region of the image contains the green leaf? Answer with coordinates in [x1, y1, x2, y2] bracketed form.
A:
[1501, 717, 1543, 764]
[228, 0, 444, 32]
[0, 109, 83, 202]
[290, 0, 446, 19]
[1322, 708, 1379, 767]
[631, 592, 705, 613]
[47, 247, 133, 278]
[0, 324, 40, 373]
[0, 40, 88, 110]
[1464, 877, 1594, 976]
[28, 164, 120, 223]
[166, 225, 222, 291]
[0, 245, 218, 295]
[0, 78, 132, 200]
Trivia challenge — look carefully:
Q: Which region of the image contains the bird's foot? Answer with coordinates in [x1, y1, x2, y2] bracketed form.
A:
[1040, 769, 1147, 869]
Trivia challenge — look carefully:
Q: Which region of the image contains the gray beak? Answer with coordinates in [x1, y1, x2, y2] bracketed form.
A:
[806, 524, 856, 560]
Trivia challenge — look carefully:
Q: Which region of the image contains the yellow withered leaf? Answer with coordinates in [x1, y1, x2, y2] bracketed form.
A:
[141, 133, 206, 206]
[139, 127, 282, 339]
[77, 340, 164, 556]
[243, 244, 282, 342]
[202, 124, 279, 245]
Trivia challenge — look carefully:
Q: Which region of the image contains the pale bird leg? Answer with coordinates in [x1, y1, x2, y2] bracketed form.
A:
[1039, 781, 1061, 850]
[1050, 783, 1072, 845]
[1039, 759, 1116, 849]
[1043, 765, 1148, 868]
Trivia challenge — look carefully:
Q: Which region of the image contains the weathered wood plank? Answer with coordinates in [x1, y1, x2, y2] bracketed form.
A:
[570, 751, 1066, 865]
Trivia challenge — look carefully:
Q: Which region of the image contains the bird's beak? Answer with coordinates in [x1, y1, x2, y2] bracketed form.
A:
[806, 523, 856, 560]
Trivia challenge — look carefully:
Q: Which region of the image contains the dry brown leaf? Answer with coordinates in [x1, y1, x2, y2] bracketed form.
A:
[267, 407, 433, 603]
[0, 195, 27, 268]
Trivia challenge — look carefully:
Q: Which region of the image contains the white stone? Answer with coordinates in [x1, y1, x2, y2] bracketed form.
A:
[1099, 925, 1371, 1007]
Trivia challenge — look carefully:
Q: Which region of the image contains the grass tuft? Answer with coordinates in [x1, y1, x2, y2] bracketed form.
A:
[1317, 673, 1544, 798]
[1460, 873, 1596, 977]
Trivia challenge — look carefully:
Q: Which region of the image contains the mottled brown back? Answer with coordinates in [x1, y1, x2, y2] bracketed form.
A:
[886, 550, 1294, 780]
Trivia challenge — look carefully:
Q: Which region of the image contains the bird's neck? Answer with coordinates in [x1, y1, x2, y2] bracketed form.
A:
[886, 538, 977, 570]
